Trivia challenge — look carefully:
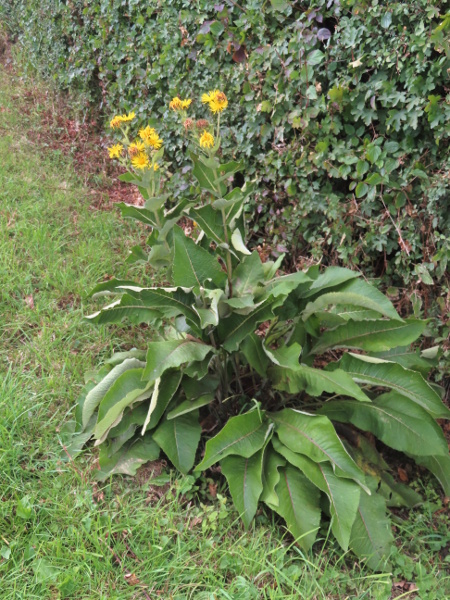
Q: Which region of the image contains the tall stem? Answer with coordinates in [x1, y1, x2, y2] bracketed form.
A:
[221, 207, 233, 297]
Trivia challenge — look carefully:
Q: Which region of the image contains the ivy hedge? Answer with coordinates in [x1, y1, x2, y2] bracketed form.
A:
[2, 0, 449, 305]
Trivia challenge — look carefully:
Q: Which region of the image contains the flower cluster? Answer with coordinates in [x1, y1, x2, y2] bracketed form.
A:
[201, 90, 228, 114]
[110, 111, 136, 129]
[169, 97, 192, 111]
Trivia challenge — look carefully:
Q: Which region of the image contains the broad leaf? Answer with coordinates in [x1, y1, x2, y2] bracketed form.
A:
[221, 449, 264, 528]
[232, 252, 265, 296]
[94, 368, 153, 441]
[190, 205, 230, 248]
[190, 151, 226, 196]
[86, 294, 162, 326]
[333, 353, 450, 419]
[196, 410, 272, 471]
[153, 410, 202, 474]
[349, 482, 393, 571]
[261, 447, 286, 507]
[304, 266, 360, 295]
[320, 393, 448, 457]
[172, 226, 226, 289]
[411, 454, 450, 496]
[166, 394, 214, 420]
[218, 299, 276, 352]
[231, 228, 251, 255]
[97, 435, 160, 481]
[121, 286, 199, 324]
[259, 271, 312, 300]
[241, 333, 270, 377]
[272, 438, 360, 550]
[271, 409, 365, 485]
[119, 203, 159, 227]
[273, 466, 321, 550]
[271, 364, 370, 403]
[143, 339, 213, 381]
[82, 358, 145, 429]
[311, 318, 426, 354]
[88, 278, 140, 298]
[370, 346, 435, 375]
[141, 371, 182, 434]
[302, 278, 402, 322]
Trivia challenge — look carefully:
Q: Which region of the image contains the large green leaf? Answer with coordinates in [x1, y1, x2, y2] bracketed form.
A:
[272, 438, 360, 550]
[143, 339, 213, 381]
[411, 454, 450, 496]
[122, 286, 199, 324]
[221, 449, 264, 528]
[166, 394, 214, 420]
[258, 271, 312, 300]
[94, 368, 153, 441]
[304, 266, 360, 297]
[153, 410, 202, 474]
[97, 435, 160, 481]
[172, 226, 226, 289]
[241, 333, 270, 377]
[190, 151, 226, 196]
[302, 278, 402, 322]
[218, 299, 277, 352]
[333, 353, 450, 419]
[190, 205, 230, 248]
[81, 358, 145, 429]
[118, 203, 159, 227]
[311, 318, 426, 354]
[232, 252, 265, 296]
[271, 409, 365, 485]
[320, 392, 449, 457]
[272, 466, 321, 550]
[196, 410, 272, 471]
[86, 294, 162, 326]
[88, 278, 140, 298]
[141, 371, 182, 434]
[260, 447, 286, 507]
[349, 482, 393, 571]
[271, 364, 370, 403]
[369, 346, 435, 375]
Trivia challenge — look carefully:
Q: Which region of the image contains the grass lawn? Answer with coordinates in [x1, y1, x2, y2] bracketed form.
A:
[0, 47, 449, 599]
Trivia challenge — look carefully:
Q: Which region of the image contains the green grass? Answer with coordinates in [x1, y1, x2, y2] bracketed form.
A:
[0, 54, 449, 600]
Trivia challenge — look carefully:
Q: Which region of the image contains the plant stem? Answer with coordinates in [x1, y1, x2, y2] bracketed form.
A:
[221, 207, 233, 297]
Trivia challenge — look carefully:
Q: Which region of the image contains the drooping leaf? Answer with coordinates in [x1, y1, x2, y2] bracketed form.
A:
[143, 339, 213, 381]
[320, 393, 449, 457]
[190, 205, 230, 248]
[259, 271, 312, 300]
[105, 349, 147, 366]
[270, 409, 365, 485]
[118, 203, 159, 227]
[97, 435, 160, 481]
[120, 286, 199, 324]
[272, 466, 321, 550]
[153, 410, 202, 474]
[241, 333, 270, 377]
[221, 449, 265, 528]
[261, 447, 286, 507]
[166, 393, 214, 420]
[311, 318, 426, 354]
[82, 358, 145, 429]
[272, 437, 360, 550]
[88, 278, 140, 298]
[304, 266, 360, 297]
[231, 228, 252, 255]
[349, 482, 393, 571]
[232, 252, 265, 296]
[94, 368, 153, 441]
[378, 472, 422, 508]
[86, 294, 162, 326]
[141, 371, 182, 434]
[271, 364, 370, 403]
[411, 454, 450, 496]
[196, 410, 272, 471]
[302, 278, 402, 322]
[172, 226, 226, 289]
[218, 299, 277, 352]
[333, 353, 450, 419]
[190, 151, 226, 196]
[369, 346, 435, 376]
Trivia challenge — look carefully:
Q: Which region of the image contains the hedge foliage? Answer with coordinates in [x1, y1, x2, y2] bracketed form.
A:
[2, 0, 449, 299]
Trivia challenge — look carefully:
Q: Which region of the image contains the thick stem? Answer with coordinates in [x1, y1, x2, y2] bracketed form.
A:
[221, 207, 233, 297]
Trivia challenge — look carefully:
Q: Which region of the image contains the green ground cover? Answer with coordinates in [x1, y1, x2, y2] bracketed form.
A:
[0, 54, 449, 599]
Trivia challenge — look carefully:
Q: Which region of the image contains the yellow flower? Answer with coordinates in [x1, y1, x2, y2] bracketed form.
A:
[128, 140, 145, 156]
[199, 131, 215, 149]
[110, 115, 123, 129]
[131, 152, 150, 169]
[120, 111, 136, 122]
[169, 97, 182, 110]
[139, 126, 157, 143]
[153, 163, 159, 171]
[201, 90, 228, 113]
[180, 99, 192, 109]
[108, 143, 124, 158]
[146, 132, 163, 149]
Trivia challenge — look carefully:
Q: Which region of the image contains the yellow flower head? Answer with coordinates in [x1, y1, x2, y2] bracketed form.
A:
[169, 97, 182, 110]
[139, 126, 157, 143]
[131, 152, 150, 170]
[199, 131, 215, 149]
[128, 140, 145, 156]
[201, 90, 228, 113]
[108, 143, 124, 159]
[145, 132, 163, 149]
[110, 115, 123, 129]
[180, 99, 192, 109]
[120, 111, 136, 122]
[153, 163, 159, 171]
